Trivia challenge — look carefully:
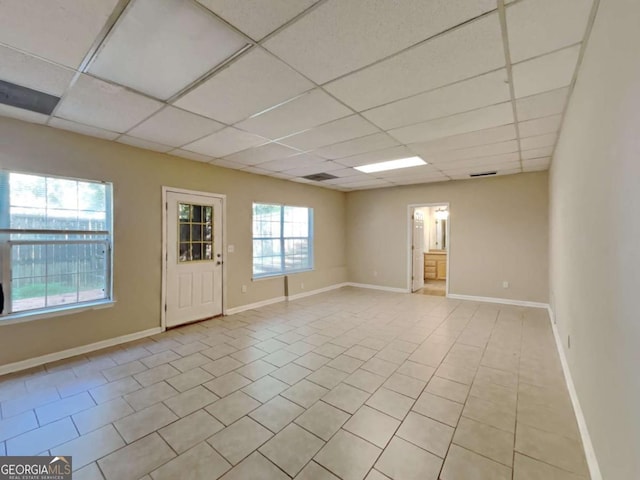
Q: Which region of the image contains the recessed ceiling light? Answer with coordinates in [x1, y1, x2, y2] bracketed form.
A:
[354, 156, 426, 173]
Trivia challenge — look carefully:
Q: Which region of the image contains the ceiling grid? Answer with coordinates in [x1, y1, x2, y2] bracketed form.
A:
[0, 0, 598, 190]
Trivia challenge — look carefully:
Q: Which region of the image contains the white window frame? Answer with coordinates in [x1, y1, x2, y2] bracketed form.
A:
[0, 170, 114, 325]
[252, 202, 314, 279]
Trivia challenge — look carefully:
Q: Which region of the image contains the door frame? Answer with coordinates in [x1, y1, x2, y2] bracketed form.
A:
[161, 186, 227, 331]
[406, 202, 451, 297]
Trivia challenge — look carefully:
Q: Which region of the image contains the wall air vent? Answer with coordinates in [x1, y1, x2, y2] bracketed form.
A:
[469, 171, 497, 178]
[303, 173, 338, 181]
[0, 80, 60, 115]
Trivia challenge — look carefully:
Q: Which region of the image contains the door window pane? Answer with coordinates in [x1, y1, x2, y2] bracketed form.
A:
[177, 202, 214, 263]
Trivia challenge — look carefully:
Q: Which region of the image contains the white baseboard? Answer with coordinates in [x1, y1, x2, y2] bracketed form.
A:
[346, 282, 410, 294]
[547, 306, 602, 480]
[225, 296, 287, 315]
[0, 327, 162, 376]
[287, 283, 349, 301]
[447, 293, 549, 309]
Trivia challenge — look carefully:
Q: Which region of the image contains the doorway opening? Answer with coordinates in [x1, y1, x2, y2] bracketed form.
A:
[162, 187, 226, 329]
[408, 203, 450, 297]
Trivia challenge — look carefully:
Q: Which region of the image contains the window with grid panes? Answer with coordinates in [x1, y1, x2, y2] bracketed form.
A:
[0, 170, 113, 319]
[252, 203, 313, 278]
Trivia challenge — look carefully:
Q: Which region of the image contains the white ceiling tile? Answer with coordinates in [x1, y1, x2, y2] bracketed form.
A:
[520, 133, 557, 150]
[521, 146, 554, 160]
[264, 0, 496, 84]
[235, 89, 352, 139]
[324, 14, 505, 111]
[241, 166, 272, 175]
[49, 117, 119, 140]
[0, 0, 119, 68]
[55, 74, 163, 133]
[171, 149, 214, 163]
[89, 0, 248, 100]
[197, 0, 318, 40]
[315, 132, 400, 160]
[223, 142, 300, 166]
[0, 45, 74, 96]
[512, 45, 581, 98]
[507, 0, 593, 63]
[56, 75, 162, 133]
[183, 127, 268, 157]
[516, 87, 569, 121]
[438, 153, 520, 171]
[254, 153, 326, 171]
[389, 102, 514, 144]
[127, 106, 224, 147]
[374, 164, 442, 179]
[408, 124, 517, 156]
[325, 175, 376, 185]
[335, 146, 417, 168]
[428, 141, 519, 164]
[174, 48, 313, 124]
[0, 103, 48, 124]
[522, 157, 551, 172]
[280, 161, 344, 177]
[335, 179, 394, 189]
[518, 114, 562, 138]
[390, 176, 449, 186]
[362, 69, 510, 130]
[279, 115, 379, 151]
[209, 159, 247, 170]
[328, 168, 369, 179]
[117, 135, 173, 153]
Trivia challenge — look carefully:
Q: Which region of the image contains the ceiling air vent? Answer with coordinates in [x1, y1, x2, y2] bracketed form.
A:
[303, 173, 338, 181]
[0, 80, 60, 115]
[469, 171, 497, 178]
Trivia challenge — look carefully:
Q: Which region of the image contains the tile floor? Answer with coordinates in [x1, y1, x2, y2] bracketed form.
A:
[0, 287, 590, 480]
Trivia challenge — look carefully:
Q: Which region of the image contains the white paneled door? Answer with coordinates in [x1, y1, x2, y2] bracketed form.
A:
[411, 209, 425, 293]
[165, 190, 223, 328]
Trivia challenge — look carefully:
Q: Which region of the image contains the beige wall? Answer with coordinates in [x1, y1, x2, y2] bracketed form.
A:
[0, 117, 347, 365]
[549, 0, 640, 477]
[346, 172, 549, 302]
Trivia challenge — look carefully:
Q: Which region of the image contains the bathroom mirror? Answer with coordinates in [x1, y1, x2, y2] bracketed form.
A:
[430, 208, 448, 250]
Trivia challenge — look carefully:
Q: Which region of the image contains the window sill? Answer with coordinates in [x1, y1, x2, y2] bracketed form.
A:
[0, 300, 116, 327]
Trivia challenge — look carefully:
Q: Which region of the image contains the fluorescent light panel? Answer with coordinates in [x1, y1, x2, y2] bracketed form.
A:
[354, 156, 426, 173]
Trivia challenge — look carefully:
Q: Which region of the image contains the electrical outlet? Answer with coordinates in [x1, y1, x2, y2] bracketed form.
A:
[300, 282, 304, 290]
[502, 281, 509, 289]
[373, 270, 378, 277]
[227, 245, 235, 253]
[241, 285, 247, 293]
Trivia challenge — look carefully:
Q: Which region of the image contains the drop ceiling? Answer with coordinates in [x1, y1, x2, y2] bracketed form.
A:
[0, 0, 595, 191]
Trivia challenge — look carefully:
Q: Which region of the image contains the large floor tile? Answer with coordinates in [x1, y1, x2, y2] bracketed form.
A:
[314, 430, 382, 480]
[260, 423, 324, 476]
[343, 405, 400, 448]
[249, 395, 305, 433]
[159, 409, 224, 453]
[98, 433, 176, 480]
[208, 416, 273, 465]
[375, 436, 442, 480]
[322, 383, 370, 414]
[396, 411, 454, 458]
[441, 444, 511, 480]
[295, 400, 350, 440]
[150, 442, 231, 480]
